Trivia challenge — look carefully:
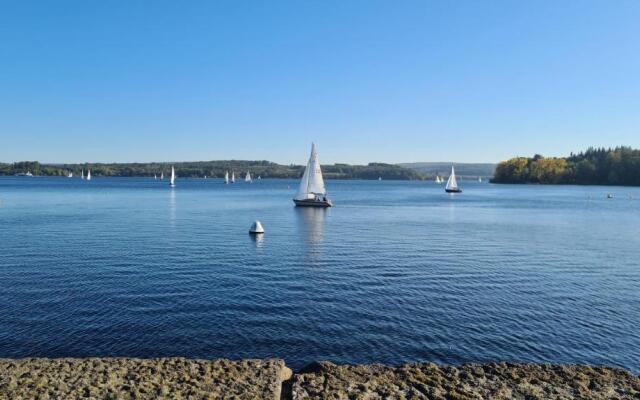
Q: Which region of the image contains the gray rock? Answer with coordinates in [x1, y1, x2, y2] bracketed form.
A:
[291, 361, 640, 400]
[0, 357, 291, 400]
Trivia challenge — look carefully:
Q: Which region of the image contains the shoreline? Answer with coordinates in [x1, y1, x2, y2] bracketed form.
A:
[1, 358, 637, 399]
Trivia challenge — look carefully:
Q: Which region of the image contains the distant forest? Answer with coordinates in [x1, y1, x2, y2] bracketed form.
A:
[0, 160, 426, 180]
[492, 147, 640, 186]
[399, 162, 496, 178]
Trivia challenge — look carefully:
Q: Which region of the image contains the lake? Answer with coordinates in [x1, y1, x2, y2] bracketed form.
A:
[0, 177, 638, 373]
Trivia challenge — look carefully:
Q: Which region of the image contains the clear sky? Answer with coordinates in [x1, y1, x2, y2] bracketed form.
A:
[1, 1, 639, 165]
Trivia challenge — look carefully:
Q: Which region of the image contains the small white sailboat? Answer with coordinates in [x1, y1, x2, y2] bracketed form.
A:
[378, 176, 382, 181]
[257, 175, 262, 180]
[435, 175, 443, 184]
[81, 169, 85, 180]
[245, 171, 252, 183]
[445, 166, 462, 193]
[67, 171, 73, 178]
[231, 171, 235, 183]
[224, 171, 229, 184]
[478, 177, 482, 183]
[293, 143, 332, 207]
[154, 174, 157, 180]
[86, 169, 91, 181]
[169, 166, 176, 187]
[160, 171, 164, 180]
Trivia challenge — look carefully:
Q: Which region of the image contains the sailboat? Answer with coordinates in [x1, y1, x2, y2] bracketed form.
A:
[224, 171, 229, 184]
[231, 172, 235, 183]
[81, 169, 85, 180]
[445, 166, 462, 193]
[245, 171, 252, 183]
[67, 171, 73, 178]
[435, 175, 443, 184]
[160, 171, 164, 180]
[293, 143, 332, 207]
[478, 177, 482, 183]
[257, 176, 262, 180]
[154, 174, 157, 180]
[169, 166, 176, 187]
[86, 169, 91, 181]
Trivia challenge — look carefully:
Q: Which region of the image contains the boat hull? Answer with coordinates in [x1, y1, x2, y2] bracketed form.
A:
[293, 198, 333, 208]
[445, 188, 462, 193]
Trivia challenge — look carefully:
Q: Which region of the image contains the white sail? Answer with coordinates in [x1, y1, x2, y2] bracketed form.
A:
[245, 171, 252, 182]
[87, 169, 91, 181]
[160, 171, 164, 180]
[478, 177, 482, 183]
[154, 174, 157, 180]
[446, 166, 458, 191]
[81, 169, 85, 180]
[224, 171, 229, 184]
[231, 172, 235, 183]
[170, 166, 175, 186]
[295, 143, 326, 200]
[68, 171, 73, 178]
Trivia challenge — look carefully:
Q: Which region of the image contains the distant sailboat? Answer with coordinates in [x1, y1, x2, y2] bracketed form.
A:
[160, 171, 164, 180]
[81, 169, 85, 180]
[154, 174, 157, 180]
[170, 166, 176, 187]
[231, 172, 235, 183]
[435, 175, 443, 184]
[293, 143, 332, 207]
[67, 171, 73, 178]
[86, 169, 91, 181]
[378, 176, 382, 181]
[445, 166, 462, 193]
[257, 176, 262, 180]
[245, 171, 252, 183]
[478, 177, 482, 183]
[224, 171, 229, 184]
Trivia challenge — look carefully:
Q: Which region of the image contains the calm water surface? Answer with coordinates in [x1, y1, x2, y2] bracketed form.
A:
[0, 177, 638, 372]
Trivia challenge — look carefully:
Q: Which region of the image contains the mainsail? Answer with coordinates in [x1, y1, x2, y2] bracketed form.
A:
[295, 143, 326, 200]
[170, 166, 175, 187]
[87, 169, 91, 181]
[225, 171, 229, 184]
[245, 171, 252, 182]
[445, 166, 458, 191]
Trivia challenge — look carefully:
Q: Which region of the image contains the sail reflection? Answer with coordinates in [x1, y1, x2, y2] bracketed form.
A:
[168, 189, 176, 225]
[294, 207, 327, 253]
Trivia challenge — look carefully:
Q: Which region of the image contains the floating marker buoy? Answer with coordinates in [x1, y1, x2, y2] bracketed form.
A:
[249, 220, 264, 234]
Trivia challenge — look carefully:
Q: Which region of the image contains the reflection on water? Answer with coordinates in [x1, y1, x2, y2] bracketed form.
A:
[294, 207, 327, 258]
[168, 189, 176, 225]
[250, 233, 265, 248]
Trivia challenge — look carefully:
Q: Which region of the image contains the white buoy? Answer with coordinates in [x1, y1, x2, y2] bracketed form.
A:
[249, 220, 264, 234]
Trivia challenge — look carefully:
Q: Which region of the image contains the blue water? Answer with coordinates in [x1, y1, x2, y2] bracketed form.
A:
[0, 177, 639, 373]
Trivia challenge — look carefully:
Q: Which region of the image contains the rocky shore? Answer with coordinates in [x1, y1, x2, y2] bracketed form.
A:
[0, 358, 637, 399]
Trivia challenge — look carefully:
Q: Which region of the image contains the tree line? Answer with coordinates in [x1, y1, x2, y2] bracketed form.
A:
[492, 147, 640, 186]
[0, 160, 427, 180]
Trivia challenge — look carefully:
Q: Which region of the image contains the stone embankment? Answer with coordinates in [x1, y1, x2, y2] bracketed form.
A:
[0, 358, 638, 399]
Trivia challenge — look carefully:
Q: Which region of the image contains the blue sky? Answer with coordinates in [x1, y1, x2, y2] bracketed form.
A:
[1, 1, 639, 164]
